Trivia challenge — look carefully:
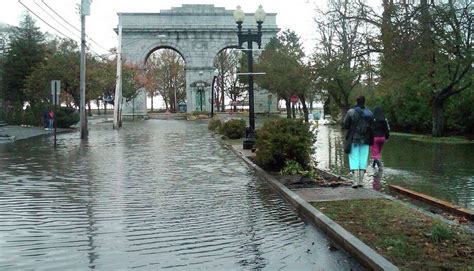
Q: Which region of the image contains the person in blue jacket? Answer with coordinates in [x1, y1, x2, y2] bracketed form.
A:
[342, 96, 374, 188]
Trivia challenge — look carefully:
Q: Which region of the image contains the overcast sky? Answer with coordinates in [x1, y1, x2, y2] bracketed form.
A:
[2, 0, 382, 56]
[1, 0, 316, 55]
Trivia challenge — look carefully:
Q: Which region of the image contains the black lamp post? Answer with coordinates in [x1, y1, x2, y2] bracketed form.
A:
[233, 5, 266, 150]
[211, 69, 218, 118]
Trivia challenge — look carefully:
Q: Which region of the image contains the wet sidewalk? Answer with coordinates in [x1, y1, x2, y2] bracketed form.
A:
[0, 125, 72, 142]
[231, 144, 384, 203]
[293, 186, 384, 202]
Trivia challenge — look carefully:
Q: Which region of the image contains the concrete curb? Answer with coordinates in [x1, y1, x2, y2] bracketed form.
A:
[226, 145, 399, 271]
[0, 126, 75, 143]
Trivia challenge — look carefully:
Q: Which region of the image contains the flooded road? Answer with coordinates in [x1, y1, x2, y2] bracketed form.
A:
[315, 124, 474, 209]
[0, 120, 360, 270]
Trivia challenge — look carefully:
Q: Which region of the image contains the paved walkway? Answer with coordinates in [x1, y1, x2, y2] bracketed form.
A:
[231, 144, 385, 203]
[293, 187, 384, 202]
[0, 125, 71, 142]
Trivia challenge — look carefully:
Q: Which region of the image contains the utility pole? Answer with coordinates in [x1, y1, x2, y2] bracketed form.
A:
[80, 0, 91, 139]
[113, 15, 123, 129]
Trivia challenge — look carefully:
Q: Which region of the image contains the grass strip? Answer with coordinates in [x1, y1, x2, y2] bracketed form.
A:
[312, 199, 474, 270]
[391, 132, 473, 144]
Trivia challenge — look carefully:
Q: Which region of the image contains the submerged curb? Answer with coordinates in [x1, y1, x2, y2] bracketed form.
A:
[389, 185, 474, 221]
[226, 144, 399, 271]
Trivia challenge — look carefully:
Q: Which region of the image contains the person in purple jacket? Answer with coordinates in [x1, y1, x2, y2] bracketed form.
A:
[371, 106, 390, 168]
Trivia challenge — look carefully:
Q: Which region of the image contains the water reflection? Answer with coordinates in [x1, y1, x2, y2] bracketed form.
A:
[372, 168, 383, 191]
[314, 125, 474, 209]
[0, 120, 360, 270]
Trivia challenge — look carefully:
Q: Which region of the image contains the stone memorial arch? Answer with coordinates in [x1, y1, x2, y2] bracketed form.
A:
[118, 4, 279, 116]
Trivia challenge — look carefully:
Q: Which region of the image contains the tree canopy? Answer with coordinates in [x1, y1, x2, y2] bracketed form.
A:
[1, 13, 45, 105]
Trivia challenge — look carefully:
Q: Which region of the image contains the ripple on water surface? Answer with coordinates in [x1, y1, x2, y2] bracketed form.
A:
[0, 120, 360, 270]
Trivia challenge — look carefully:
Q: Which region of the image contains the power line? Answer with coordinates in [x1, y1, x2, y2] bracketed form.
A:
[18, 0, 73, 41]
[18, 0, 112, 62]
[33, 0, 81, 40]
[41, 0, 81, 32]
[41, 0, 111, 53]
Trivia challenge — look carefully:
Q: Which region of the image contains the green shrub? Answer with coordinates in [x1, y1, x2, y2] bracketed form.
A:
[5, 107, 25, 125]
[2, 103, 45, 126]
[256, 118, 315, 171]
[22, 109, 38, 126]
[55, 107, 79, 128]
[219, 119, 246, 139]
[208, 118, 222, 131]
[430, 223, 452, 243]
[192, 111, 209, 116]
[280, 160, 305, 175]
[280, 160, 316, 178]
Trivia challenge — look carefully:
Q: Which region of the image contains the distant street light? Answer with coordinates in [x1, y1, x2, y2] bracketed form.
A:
[233, 5, 266, 150]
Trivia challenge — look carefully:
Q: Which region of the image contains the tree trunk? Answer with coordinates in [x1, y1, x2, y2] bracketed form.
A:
[323, 97, 330, 118]
[87, 101, 92, 116]
[340, 103, 350, 121]
[285, 99, 291, 118]
[381, 0, 395, 78]
[96, 99, 101, 115]
[104, 102, 107, 115]
[292, 103, 296, 119]
[172, 96, 176, 112]
[220, 77, 225, 112]
[300, 95, 309, 122]
[150, 94, 154, 113]
[432, 98, 445, 137]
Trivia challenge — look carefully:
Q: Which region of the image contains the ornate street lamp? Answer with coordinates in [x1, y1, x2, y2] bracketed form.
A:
[233, 5, 265, 150]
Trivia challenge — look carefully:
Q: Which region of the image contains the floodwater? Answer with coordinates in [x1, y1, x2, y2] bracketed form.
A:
[314, 124, 474, 209]
[0, 120, 360, 270]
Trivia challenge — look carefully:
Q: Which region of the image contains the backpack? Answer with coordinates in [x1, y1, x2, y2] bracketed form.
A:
[352, 107, 372, 144]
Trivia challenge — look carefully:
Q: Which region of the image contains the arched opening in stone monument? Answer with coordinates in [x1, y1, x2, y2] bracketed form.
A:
[213, 47, 247, 113]
[144, 47, 186, 113]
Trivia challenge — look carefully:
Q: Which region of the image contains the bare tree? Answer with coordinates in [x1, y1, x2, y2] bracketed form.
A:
[312, 0, 374, 118]
[426, 0, 472, 136]
[214, 48, 242, 112]
[146, 49, 185, 112]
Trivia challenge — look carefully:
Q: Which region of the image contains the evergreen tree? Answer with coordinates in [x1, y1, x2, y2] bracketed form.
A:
[256, 30, 310, 120]
[1, 13, 45, 105]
